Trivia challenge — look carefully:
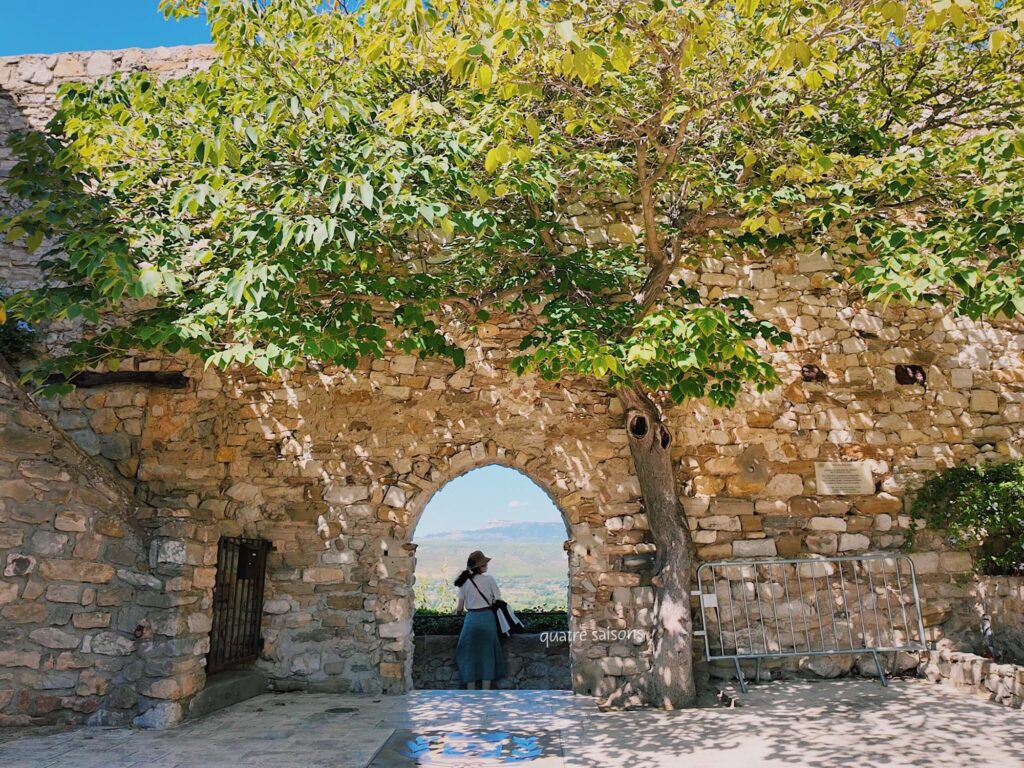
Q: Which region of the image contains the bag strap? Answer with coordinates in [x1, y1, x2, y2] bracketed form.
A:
[467, 575, 494, 608]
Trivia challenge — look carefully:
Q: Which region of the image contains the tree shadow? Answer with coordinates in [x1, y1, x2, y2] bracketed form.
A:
[368, 682, 1024, 767]
[558, 680, 1024, 767]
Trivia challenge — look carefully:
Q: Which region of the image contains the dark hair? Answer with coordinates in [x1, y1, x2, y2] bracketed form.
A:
[454, 566, 480, 588]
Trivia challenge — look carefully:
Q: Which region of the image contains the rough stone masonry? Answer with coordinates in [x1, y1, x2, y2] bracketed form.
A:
[1, 46, 1023, 726]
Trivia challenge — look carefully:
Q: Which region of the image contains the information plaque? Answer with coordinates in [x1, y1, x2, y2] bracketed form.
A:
[814, 461, 874, 495]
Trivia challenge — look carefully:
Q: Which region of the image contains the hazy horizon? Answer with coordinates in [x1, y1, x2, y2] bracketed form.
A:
[412, 465, 563, 537]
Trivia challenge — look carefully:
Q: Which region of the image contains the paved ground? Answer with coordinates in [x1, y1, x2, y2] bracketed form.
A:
[0, 680, 1020, 767]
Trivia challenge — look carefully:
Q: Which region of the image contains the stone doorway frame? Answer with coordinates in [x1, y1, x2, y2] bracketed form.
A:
[385, 444, 647, 698]
[404, 460, 574, 690]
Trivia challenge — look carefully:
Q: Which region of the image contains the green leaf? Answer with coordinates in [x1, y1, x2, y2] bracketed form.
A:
[25, 229, 43, 254]
[990, 28, 1012, 54]
[359, 181, 374, 209]
[881, 2, 906, 26]
[139, 268, 163, 296]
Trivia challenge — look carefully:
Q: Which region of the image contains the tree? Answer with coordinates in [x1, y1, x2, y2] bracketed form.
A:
[3, 0, 1023, 708]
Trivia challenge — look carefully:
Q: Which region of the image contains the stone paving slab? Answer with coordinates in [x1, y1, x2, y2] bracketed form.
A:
[0, 681, 1021, 768]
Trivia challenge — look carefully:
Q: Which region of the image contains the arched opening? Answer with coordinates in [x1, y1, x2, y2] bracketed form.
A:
[410, 464, 572, 690]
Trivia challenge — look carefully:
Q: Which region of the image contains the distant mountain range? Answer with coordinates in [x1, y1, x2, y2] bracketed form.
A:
[414, 520, 569, 610]
[417, 520, 566, 541]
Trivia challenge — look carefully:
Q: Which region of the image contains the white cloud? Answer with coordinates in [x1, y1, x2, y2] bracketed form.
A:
[507, 500, 530, 509]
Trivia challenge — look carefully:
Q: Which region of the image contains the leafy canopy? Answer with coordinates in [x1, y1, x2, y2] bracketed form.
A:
[3, 0, 1023, 404]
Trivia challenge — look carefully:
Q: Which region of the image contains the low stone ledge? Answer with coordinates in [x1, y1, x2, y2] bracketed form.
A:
[922, 649, 1024, 709]
[413, 633, 571, 690]
[186, 669, 268, 720]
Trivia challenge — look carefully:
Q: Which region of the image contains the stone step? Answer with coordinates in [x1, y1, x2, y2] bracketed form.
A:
[186, 669, 268, 721]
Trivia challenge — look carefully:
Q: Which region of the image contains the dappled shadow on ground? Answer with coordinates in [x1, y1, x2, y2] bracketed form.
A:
[373, 682, 1024, 768]
[0, 682, 1020, 768]
[558, 680, 1023, 768]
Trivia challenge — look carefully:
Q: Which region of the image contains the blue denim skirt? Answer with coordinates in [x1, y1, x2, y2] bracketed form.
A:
[455, 610, 506, 683]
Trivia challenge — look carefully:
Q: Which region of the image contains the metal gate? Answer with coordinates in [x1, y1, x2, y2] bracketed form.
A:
[695, 554, 928, 692]
[207, 537, 271, 675]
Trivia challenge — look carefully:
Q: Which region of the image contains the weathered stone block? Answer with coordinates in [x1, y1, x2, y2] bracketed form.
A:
[90, 632, 136, 656]
[93, 517, 126, 538]
[598, 573, 641, 587]
[132, 701, 184, 729]
[0, 480, 36, 502]
[732, 539, 777, 557]
[302, 567, 346, 583]
[838, 533, 870, 552]
[141, 670, 203, 700]
[72, 611, 111, 629]
[76, 669, 109, 697]
[323, 485, 370, 504]
[379, 620, 411, 639]
[970, 390, 999, 413]
[764, 474, 804, 498]
[2, 602, 48, 623]
[290, 651, 322, 675]
[699, 515, 741, 531]
[31, 531, 69, 557]
[40, 560, 115, 584]
[0, 581, 19, 604]
[909, 552, 939, 575]
[789, 497, 819, 516]
[30, 628, 80, 649]
[939, 551, 973, 573]
[383, 486, 408, 508]
[0, 530, 25, 549]
[854, 494, 901, 515]
[808, 517, 846, 532]
[0, 650, 41, 668]
[710, 498, 755, 516]
[226, 482, 260, 502]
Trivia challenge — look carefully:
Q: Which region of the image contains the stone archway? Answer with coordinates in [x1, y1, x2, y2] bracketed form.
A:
[365, 442, 653, 697]
[403, 458, 575, 690]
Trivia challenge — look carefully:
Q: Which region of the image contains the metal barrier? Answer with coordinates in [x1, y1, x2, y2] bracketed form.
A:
[694, 554, 928, 693]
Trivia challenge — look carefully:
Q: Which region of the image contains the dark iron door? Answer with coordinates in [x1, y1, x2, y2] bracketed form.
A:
[207, 537, 271, 675]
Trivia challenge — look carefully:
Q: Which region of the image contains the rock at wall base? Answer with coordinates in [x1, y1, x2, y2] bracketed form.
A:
[132, 701, 184, 729]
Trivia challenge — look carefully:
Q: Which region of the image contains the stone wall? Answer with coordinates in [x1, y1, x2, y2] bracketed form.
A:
[413, 634, 571, 690]
[2, 45, 1024, 720]
[0, 359, 215, 727]
[0, 46, 217, 293]
[938, 576, 1024, 664]
[922, 649, 1024, 709]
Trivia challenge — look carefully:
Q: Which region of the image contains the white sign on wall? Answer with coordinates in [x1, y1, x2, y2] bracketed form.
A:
[814, 461, 874, 496]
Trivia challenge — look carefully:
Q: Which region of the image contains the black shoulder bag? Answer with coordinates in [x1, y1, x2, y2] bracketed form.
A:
[468, 576, 525, 638]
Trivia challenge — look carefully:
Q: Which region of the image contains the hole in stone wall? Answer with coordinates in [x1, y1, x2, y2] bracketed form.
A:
[895, 364, 926, 386]
[801, 365, 828, 383]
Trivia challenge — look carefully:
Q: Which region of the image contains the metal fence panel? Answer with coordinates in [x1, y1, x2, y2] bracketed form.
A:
[695, 554, 927, 692]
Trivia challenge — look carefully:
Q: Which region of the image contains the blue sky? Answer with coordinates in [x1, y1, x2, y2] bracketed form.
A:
[0, 2, 212, 57]
[414, 465, 562, 536]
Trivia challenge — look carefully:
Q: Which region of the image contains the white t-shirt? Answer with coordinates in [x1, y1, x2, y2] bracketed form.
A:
[459, 574, 501, 610]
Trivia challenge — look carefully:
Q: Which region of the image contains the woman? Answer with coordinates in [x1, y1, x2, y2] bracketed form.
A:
[454, 550, 506, 690]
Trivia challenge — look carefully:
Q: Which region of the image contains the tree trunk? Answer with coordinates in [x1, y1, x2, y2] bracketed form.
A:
[602, 386, 697, 709]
